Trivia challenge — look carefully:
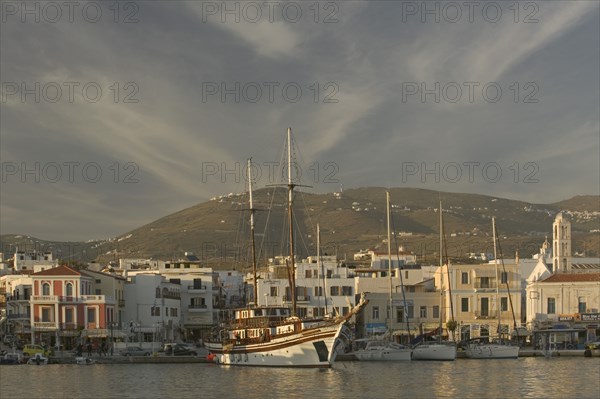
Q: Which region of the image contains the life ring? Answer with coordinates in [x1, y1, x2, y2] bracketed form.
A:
[207, 353, 216, 362]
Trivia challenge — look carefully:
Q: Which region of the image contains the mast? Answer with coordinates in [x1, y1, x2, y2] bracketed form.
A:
[248, 158, 258, 306]
[287, 127, 297, 317]
[386, 191, 393, 332]
[317, 223, 329, 316]
[439, 200, 444, 336]
[492, 216, 501, 335]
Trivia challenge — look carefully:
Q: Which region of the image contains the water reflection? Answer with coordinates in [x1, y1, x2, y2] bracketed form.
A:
[1, 358, 598, 399]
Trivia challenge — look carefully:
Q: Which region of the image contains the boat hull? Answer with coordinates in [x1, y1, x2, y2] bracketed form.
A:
[465, 344, 519, 359]
[205, 323, 346, 367]
[412, 343, 457, 361]
[353, 344, 412, 361]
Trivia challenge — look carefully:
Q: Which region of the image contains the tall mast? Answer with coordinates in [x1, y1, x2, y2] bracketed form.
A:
[317, 224, 329, 315]
[248, 158, 258, 306]
[439, 200, 444, 335]
[386, 191, 393, 330]
[287, 127, 297, 317]
[493, 217, 501, 335]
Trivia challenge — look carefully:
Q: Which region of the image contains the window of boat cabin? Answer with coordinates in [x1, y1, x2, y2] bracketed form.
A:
[433, 305, 439, 319]
[420, 306, 427, 318]
[461, 272, 469, 285]
[461, 298, 469, 312]
[500, 297, 508, 312]
[372, 306, 379, 320]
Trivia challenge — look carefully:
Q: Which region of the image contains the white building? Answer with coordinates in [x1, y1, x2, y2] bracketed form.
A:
[124, 274, 182, 343]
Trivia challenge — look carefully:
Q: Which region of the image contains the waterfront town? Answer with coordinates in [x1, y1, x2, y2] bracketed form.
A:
[1, 211, 598, 361]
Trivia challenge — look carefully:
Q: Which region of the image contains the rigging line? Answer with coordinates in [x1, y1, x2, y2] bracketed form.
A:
[441, 202, 455, 325]
[493, 221, 520, 340]
[390, 197, 412, 338]
[256, 186, 278, 266]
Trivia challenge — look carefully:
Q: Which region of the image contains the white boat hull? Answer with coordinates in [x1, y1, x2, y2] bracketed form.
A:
[353, 342, 412, 361]
[412, 343, 457, 361]
[465, 344, 519, 359]
[206, 323, 346, 367]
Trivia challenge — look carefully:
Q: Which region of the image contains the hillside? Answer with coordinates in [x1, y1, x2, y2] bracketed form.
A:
[1, 188, 598, 268]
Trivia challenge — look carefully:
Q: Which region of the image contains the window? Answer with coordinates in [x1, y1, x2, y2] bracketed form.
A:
[87, 308, 96, 323]
[305, 270, 312, 278]
[501, 272, 508, 284]
[501, 297, 508, 312]
[433, 305, 440, 319]
[270, 286, 278, 297]
[342, 307, 349, 316]
[151, 306, 161, 316]
[314, 286, 323, 297]
[578, 297, 587, 313]
[330, 286, 340, 296]
[405, 270, 409, 279]
[461, 298, 469, 312]
[41, 307, 52, 322]
[42, 283, 51, 295]
[193, 279, 203, 289]
[95, 289, 101, 295]
[95, 279, 101, 284]
[372, 306, 380, 320]
[407, 304, 414, 319]
[461, 272, 469, 284]
[297, 308, 307, 317]
[65, 308, 73, 323]
[155, 287, 161, 298]
[66, 283, 73, 297]
[547, 298, 556, 314]
[342, 286, 353, 296]
[396, 308, 404, 323]
[480, 277, 490, 288]
[420, 306, 427, 318]
[480, 298, 489, 316]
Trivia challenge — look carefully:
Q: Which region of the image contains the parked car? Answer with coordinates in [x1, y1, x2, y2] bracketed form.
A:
[22, 344, 51, 357]
[119, 346, 151, 356]
[585, 341, 600, 350]
[160, 343, 197, 356]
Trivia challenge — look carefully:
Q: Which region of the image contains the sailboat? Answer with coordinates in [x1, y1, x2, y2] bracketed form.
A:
[204, 128, 367, 367]
[465, 217, 520, 359]
[412, 200, 457, 361]
[353, 191, 412, 361]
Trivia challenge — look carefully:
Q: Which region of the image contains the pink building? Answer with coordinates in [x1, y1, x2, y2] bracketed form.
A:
[30, 265, 116, 349]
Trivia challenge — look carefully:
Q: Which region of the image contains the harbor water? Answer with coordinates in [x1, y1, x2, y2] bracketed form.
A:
[1, 357, 599, 399]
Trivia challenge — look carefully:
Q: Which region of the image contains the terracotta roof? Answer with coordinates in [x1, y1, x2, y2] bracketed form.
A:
[32, 265, 81, 276]
[541, 273, 600, 283]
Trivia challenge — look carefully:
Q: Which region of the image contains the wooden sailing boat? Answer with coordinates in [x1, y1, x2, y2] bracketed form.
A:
[205, 127, 367, 367]
[412, 200, 457, 360]
[353, 191, 412, 361]
[465, 217, 519, 359]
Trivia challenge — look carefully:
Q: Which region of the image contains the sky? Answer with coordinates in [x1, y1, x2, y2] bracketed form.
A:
[1, 1, 599, 241]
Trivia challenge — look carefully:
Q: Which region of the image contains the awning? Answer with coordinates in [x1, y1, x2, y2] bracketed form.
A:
[475, 269, 498, 277]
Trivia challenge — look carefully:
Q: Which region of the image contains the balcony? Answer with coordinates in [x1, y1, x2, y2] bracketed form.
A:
[282, 296, 311, 302]
[474, 310, 497, 319]
[473, 281, 497, 290]
[33, 322, 58, 331]
[188, 304, 209, 312]
[187, 284, 208, 292]
[31, 295, 59, 302]
[7, 313, 29, 320]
